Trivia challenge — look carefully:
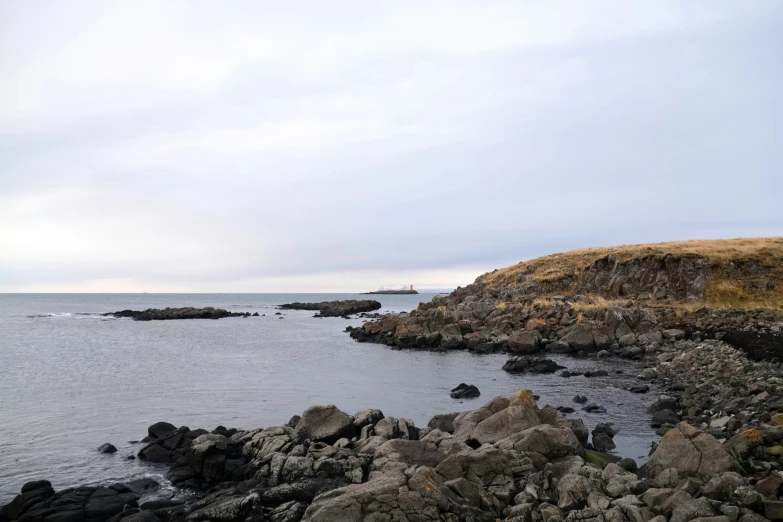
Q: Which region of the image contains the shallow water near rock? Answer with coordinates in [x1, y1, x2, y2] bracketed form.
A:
[0, 293, 657, 503]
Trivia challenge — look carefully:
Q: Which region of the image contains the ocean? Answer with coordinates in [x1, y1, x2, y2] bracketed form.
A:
[0, 293, 657, 503]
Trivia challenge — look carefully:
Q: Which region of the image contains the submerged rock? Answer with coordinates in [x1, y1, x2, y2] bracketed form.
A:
[502, 356, 564, 373]
[449, 383, 481, 399]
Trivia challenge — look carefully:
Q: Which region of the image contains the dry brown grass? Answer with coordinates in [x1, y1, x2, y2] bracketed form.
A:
[569, 296, 627, 313]
[477, 237, 783, 311]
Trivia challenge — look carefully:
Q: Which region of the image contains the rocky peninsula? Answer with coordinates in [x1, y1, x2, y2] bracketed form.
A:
[106, 308, 257, 321]
[278, 300, 382, 318]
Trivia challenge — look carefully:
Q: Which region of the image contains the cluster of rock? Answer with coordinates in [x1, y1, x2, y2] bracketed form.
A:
[0, 478, 158, 522]
[277, 300, 382, 318]
[636, 338, 783, 438]
[107, 308, 258, 321]
[6, 390, 783, 522]
[347, 278, 782, 362]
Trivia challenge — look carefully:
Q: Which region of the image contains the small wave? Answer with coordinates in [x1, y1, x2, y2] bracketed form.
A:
[28, 312, 114, 320]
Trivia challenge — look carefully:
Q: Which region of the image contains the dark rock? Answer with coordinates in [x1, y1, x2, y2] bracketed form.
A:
[148, 421, 177, 440]
[449, 383, 480, 399]
[573, 395, 588, 404]
[582, 404, 607, 414]
[98, 443, 117, 454]
[592, 423, 616, 438]
[592, 433, 616, 452]
[507, 330, 542, 354]
[630, 385, 650, 393]
[427, 413, 459, 434]
[502, 356, 564, 373]
[278, 300, 382, 317]
[651, 409, 681, 427]
[619, 458, 638, 472]
[106, 307, 241, 321]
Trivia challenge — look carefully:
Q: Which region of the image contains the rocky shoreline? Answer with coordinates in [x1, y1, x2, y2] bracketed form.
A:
[4, 335, 783, 522]
[4, 332, 783, 520]
[5, 243, 783, 521]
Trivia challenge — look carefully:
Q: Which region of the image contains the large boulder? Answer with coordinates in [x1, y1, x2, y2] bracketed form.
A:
[642, 422, 740, 480]
[301, 466, 496, 522]
[148, 421, 177, 440]
[186, 434, 228, 481]
[294, 405, 355, 444]
[456, 390, 542, 445]
[452, 396, 511, 441]
[495, 424, 584, 459]
[563, 325, 596, 352]
[507, 330, 542, 354]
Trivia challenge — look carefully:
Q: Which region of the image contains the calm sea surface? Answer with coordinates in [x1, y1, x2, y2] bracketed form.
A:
[0, 293, 658, 503]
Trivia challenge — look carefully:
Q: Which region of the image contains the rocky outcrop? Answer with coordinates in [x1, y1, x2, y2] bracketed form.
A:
[0, 478, 158, 522]
[346, 240, 783, 358]
[6, 389, 783, 522]
[106, 307, 252, 320]
[278, 300, 382, 317]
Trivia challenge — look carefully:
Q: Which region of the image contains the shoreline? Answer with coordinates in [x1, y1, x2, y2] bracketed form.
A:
[5, 336, 782, 521]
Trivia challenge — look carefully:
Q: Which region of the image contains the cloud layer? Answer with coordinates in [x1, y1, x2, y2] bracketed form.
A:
[2, 1, 782, 292]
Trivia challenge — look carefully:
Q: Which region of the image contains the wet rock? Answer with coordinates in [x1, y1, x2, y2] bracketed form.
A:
[573, 395, 588, 404]
[502, 356, 565, 373]
[450, 383, 481, 399]
[651, 409, 681, 427]
[98, 443, 118, 454]
[591, 423, 617, 453]
[148, 421, 177, 440]
[583, 404, 607, 414]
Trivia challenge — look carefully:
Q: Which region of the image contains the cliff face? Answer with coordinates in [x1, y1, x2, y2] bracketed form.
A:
[349, 238, 783, 359]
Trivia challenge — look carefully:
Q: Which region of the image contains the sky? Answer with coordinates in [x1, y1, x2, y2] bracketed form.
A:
[1, 1, 782, 293]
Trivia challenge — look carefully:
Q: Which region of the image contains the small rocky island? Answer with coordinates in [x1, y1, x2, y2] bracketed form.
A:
[105, 307, 257, 321]
[278, 300, 382, 317]
[363, 289, 419, 295]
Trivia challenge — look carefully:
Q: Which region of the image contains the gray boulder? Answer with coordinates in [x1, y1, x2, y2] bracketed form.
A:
[642, 422, 740, 480]
[294, 405, 355, 443]
[507, 330, 542, 354]
[464, 390, 541, 445]
[563, 325, 596, 352]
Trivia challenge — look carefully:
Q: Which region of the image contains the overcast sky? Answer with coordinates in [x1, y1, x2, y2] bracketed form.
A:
[1, 1, 781, 292]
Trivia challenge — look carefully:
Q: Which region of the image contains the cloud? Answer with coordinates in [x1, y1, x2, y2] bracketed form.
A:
[1, 1, 782, 292]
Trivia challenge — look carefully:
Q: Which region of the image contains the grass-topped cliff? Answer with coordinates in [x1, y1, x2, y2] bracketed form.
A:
[477, 237, 783, 311]
[349, 237, 783, 358]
